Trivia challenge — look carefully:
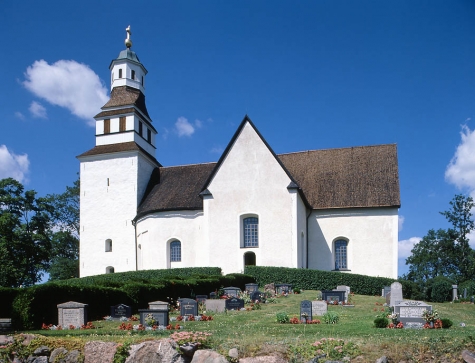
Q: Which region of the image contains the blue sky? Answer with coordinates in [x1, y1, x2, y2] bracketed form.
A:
[2, 1, 475, 277]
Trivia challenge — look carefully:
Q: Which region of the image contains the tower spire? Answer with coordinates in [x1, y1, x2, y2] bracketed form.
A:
[125, 25, 132, 49]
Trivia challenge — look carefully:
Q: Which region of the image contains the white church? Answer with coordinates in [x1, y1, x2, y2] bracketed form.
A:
[78, 28, 400, 279]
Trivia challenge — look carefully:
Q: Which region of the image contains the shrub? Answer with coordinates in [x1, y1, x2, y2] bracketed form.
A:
[430, 277, 453, 302]
[322, 311, 339, 324]
[276, 312, 290, 324]
[441, 318, 453, 329]
[374, 317, 389, 328]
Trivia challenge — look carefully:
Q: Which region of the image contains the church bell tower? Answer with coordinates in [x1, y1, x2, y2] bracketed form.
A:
[77, 26, 160, 277]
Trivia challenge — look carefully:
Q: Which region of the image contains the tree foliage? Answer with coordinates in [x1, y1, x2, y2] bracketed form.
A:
[405, 194, 475, 285]
[0, 178, 52, 287]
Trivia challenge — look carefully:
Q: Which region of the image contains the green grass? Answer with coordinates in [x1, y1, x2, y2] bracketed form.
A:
[13, 291, 475, 362]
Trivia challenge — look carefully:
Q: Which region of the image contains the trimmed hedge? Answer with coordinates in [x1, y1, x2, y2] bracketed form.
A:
[8, 270, 255, 330]
[0, 287, 19, 318]
[244, 266, 420, 298]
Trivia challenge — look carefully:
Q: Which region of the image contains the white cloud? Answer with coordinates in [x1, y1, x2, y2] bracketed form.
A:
[398, 237, 422, 260]
[0, 145, 29, 183]
[175, 117, 195, 137]
[210, 146, 224, 154]
[398, 215, 404, 232]
[469, 230, 475, 249]
[23, 59, 108, 126]
[14, 112, 25, 120]
[445, 125, 475, 196]
[194, 119, 203, 128]
[29, 101, 47, 119]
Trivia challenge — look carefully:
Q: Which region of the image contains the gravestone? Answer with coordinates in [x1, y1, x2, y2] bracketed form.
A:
[275, 283, 292, 294]
[57, 301, 88, 328]
[321, 290, 345, 303]
[300, 300, 313, 322]
[245, 283, 259, 293]
[251, 291, 263, 302]
[149, 301, 169, 310]
[335, 285, 350, 303]
[110, 304, 131, 319]
[383, 286, 391, 298]
[464, 288, 467, 299]
[312, 300, 327, 316]
[223, 287, 241, 297]
[196, 295, 208, 304]
[180, 298, 198, 316]
[209, 292, 217, 299]
[394, 300, 432, 329]
[138, 309, 169, 327]
[206, 299, 226, 313]
[225, 297, 245, 310]
[452, 285, 458, 301]
[389, 282, 403, 307]
[0, 318, 12, 332]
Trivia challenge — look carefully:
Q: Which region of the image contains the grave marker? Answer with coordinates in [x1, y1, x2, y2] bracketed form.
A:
[394, 300, 432, 329]
[196, 295, 208, 304]
[149, 301, 169, 310]
[312, 300, 327, 316]
[335, 285, 350, 303]
[452, 285, 458, 301]
[389, 282, 403, 307]
[275, 284, 292, 294]
[180, 298, 198, 316]
[57, 301, 88, 328]
[110, 304, 131, 319]
[223, 287, 241, 297]
[225, 297, 245, 310]
[245, 283, 259, 293]
[300, 300, 312, 322]
[321, 290, 345, 303]
[206, 299, 226, 313]
[251, 291, 263, 302]
[138, 309, 169, 327]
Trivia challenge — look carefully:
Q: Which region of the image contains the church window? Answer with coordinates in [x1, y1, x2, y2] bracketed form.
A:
[147, 129, 151, 143]
[118, 69, 122, 78]
[334, 239, 348, 270]
[105, 239, 112, 252]
[138, 121, 143, 136]
[119, 117, 126, 131]
[131, 70, 135, 80]
[170, 240, 181, 262]
[104, 119, 110, 134]
[106, 266, 115, 274]
[142, 76, 144, 86]
[243, 217, 258, 247]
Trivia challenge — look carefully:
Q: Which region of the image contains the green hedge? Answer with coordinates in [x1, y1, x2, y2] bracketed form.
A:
[244, 266, 420, 298]
[0, 287, 19, 318]
[9, 270, 254, 330]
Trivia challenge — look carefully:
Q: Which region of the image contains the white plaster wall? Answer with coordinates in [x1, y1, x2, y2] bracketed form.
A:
[204, 122, 296, 275]
[96, 132, 135, 145]
[135, 211, 203, 270]
[296, 193, 308, 268]
[307, 207, 398, 278]
[79, 151, 156, 277]
[110, 61, 145, 93]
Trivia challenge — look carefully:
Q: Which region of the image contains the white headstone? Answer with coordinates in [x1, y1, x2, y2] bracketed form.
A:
[312, 301, 328, 316]
[57, 301, 88, 328]
[390, 282, 403, 307]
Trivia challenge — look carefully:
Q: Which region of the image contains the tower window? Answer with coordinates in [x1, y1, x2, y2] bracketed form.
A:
[142, 76, 144, 86]
[105, 239, 112, 252]
[147, 129, 151, 143]
[131, 70, 135, 80]
[138, 121, 143, 136]
[170, 240, 181, 262]
[119, 117, 126, 132]
[118, 69, 123, 78]
[104, 119, 110, 134]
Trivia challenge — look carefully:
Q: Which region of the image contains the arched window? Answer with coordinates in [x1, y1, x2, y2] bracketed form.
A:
[131, 70, 136, 80]
[244, 251, 256, 266]
[118, 69, 123, 78]
[243, 217, 258, 247]
[170, 240, 181, 262]
[106, 266, 115, 274]
[334, 239, 348, 270]
[105, 239, 112, 252]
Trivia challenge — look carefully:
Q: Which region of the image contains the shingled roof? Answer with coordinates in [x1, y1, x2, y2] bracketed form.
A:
[95, 86, 151, 120]
[136, 143, 400, 217]
[77, 141, 160, 166]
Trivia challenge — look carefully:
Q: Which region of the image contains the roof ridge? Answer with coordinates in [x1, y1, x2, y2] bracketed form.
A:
[278, 143, 396, 156]
[160, 161, 217, 169]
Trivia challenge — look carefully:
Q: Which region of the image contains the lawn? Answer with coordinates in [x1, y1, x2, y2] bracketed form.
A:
[11, 291, 475, 362]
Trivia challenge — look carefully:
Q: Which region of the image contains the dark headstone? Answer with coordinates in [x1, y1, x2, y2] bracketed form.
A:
[0, 318, 12, 332]
[223, 287, 241, 297]
[180, 298, 198, 316]
[464, 288, 467, 299]
[138, 309, 169, 327]
[225, 297, 245, 310]
[394, 300, 432, 329]
[209, 292, 217, 299]
[321, 290, 345, 303]
[251, 291, 263, 302]
[196, 295, 207, 303]
[275, 283, 292, 294]
[245, 283, 259, 293]
[110, 304, 131, 319]
[300, 300, 312, 322]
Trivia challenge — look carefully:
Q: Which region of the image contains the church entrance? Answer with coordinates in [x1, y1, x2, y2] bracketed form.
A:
[244, 252, 256, 267]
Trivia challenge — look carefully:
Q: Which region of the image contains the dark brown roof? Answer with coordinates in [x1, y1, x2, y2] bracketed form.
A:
[94, 107, 135, 118]
[278, 144, 400, 209]
[96, 86, 151, 120]
[77, 141, 160, 166]
[136, 143, 400, 217]
[137, 163, 216, 217]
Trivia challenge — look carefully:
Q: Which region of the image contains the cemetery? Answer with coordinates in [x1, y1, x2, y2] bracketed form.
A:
[1, 267, 475, 362]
